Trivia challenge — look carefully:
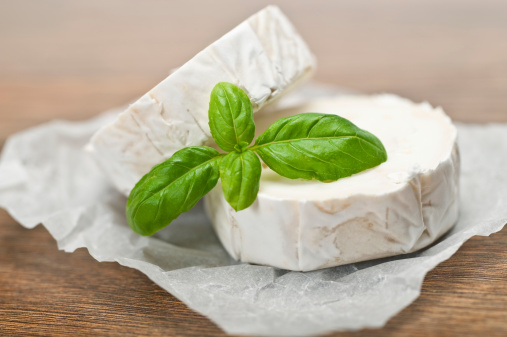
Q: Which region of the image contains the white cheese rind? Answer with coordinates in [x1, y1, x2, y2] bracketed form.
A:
[204, 94, 460, 271]
[86, 6, 315, 195]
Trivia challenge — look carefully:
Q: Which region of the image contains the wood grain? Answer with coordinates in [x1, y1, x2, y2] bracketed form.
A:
[1, 0, 506, 336]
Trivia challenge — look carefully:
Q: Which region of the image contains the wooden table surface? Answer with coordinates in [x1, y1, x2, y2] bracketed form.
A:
[1, 1, 506, 336]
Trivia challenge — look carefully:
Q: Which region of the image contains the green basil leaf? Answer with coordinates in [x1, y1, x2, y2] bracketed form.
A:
[252, 113, 387, 181]
[219, 150, 261, 211]
[126, 146, 222, 236]
[208, 82, 255, 152]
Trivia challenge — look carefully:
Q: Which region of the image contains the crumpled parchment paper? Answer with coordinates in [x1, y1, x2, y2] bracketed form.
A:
[1, 86, 506, 336]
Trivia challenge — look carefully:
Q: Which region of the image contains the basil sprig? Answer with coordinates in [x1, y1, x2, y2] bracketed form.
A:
[126, 82, 388, 236]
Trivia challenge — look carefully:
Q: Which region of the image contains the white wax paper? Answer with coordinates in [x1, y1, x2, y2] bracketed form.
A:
[1, 87, 506, 336]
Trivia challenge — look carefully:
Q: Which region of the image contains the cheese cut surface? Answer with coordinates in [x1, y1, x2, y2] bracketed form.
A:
[86, 6, 315, 195]
[205, 94, 460, 271]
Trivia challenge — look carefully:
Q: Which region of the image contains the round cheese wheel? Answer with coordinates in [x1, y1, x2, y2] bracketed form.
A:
[205, 94, 459, 271]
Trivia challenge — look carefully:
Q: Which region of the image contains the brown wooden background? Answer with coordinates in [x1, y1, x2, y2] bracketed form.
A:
[1, 0, 506, 336]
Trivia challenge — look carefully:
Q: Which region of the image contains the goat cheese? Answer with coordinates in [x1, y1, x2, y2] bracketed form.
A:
[205, 94, 460, 271]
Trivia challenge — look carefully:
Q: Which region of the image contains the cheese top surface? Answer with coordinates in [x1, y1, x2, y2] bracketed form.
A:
[253, 94, 457, 201]
[86, 5, 315, 195]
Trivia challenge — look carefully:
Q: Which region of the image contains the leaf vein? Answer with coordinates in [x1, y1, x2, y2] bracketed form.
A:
[288, 143, 350, 171]
[260, 148, 315, 174]
[221, 84, 240, 144]
[327, 140, 368, 164]
[306, 116, 325, 138]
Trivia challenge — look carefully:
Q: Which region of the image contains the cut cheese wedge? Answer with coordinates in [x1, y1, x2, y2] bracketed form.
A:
[86, 6, 315, 195]
[205, 94, 459, 271]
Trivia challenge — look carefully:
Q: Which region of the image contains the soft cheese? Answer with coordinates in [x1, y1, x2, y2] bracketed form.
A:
[205, 94, 460, 271]
[86, 6, 315, 195]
